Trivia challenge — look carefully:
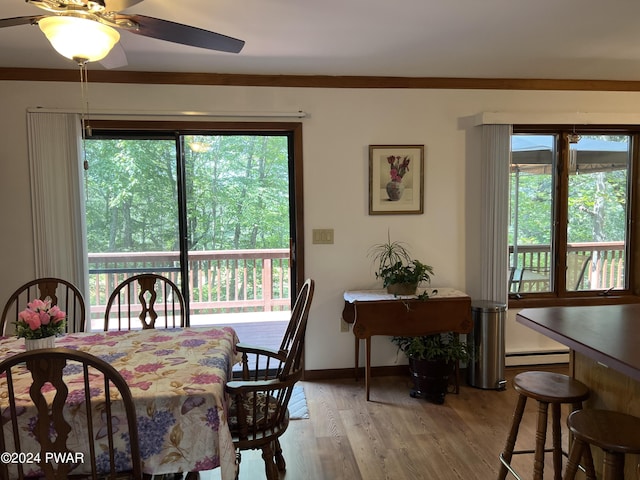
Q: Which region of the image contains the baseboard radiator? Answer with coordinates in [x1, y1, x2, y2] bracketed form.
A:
[505, 349, 570, 366]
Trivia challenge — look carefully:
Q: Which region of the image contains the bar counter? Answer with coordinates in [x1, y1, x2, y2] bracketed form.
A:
[517, 304, 640, 478]
[516, 304, 640, 382]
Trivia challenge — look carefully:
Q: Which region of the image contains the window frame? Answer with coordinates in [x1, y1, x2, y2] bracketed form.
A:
[84, 119, 306, 313]
[509, 124, 640, 308]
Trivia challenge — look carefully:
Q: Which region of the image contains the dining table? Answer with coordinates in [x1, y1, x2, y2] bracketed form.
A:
[0, 326, 241, 479]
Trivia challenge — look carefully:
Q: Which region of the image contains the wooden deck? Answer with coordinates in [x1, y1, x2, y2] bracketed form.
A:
[190, 311, 289, 351]
[92, 310, 289, 351]
[192, 311, 289, 374]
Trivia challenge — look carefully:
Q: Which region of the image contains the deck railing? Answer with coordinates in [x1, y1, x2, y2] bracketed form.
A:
[88, 249, 291, 318]
[509, 241, 625, 293]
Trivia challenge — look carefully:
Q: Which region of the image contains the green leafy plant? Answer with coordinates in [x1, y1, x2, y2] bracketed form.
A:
[368, 234, 434, 289]
[377, 259, 434, 288]
[391, 332, 473, 363]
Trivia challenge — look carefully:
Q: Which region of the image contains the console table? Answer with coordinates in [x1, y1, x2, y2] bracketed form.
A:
[342, 288, 472, 400]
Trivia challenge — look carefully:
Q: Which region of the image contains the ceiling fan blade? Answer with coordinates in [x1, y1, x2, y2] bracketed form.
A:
[120, 14, 244, 53]
[99, 41, 128, 69]
[104, 0, 144, 12]
[0, 16, 43, 28]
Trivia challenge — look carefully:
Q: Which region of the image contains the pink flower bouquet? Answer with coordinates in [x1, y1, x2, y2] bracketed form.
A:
[15, 298, 66, 339]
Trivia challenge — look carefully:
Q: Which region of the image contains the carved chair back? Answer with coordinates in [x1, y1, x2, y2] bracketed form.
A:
[104, 273, 186, 331]
[0, 348, 142, 479]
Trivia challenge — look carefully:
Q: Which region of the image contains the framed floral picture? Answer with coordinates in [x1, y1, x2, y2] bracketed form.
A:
[368, 144, 424, 215]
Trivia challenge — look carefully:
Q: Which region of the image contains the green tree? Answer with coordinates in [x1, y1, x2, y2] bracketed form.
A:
[85, 134, 289, 253]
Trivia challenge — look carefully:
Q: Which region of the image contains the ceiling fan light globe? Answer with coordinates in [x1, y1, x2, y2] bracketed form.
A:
[39, 15, 120, 63]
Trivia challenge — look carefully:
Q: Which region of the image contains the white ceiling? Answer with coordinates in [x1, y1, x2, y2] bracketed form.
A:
[2, 0, 640, 80]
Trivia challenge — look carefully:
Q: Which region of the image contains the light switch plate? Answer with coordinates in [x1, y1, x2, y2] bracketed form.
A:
[312, 229, 334, 244]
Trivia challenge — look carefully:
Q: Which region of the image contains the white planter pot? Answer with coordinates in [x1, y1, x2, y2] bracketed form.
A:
[24, 336, 55, 351]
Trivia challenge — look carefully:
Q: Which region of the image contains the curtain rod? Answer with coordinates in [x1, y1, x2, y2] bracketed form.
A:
[27, 107, 308, 119]
[474, 111, 640, 125]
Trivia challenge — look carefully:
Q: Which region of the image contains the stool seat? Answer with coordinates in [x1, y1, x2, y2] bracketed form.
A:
[514, 371, 590, 403]
[498, 371, 594, 480]
[564, 410, 640, 480]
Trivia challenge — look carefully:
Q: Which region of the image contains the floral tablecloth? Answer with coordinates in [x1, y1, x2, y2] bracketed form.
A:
[0, 327, 240, 479]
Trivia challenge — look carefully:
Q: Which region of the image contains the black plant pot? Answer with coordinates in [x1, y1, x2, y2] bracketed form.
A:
[408, 357, 454, 404]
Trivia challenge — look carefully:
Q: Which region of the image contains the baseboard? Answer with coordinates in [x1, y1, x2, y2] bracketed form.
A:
[304, 352, 570, 381]
[304, 365, 408, 381]
[505, 349, 570, 366]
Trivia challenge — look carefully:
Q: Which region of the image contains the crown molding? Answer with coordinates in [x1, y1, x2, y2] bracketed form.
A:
[3, 68, 640, 91]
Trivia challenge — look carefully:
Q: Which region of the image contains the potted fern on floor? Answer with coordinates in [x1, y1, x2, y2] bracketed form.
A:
[391, 332, 473, 404]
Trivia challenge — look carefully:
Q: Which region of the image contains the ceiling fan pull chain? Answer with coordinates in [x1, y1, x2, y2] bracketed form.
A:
[79, 62, 91, 171]
[79, 62, 92, 139]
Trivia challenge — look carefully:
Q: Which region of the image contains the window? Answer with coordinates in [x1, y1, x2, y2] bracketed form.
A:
[509, 126, 637, 303]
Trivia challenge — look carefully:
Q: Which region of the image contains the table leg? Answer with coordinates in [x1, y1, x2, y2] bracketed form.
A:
[454, 359, 460, 394]
[354, 336, 359, 381]
[365, 336, 371, 401]
[453, 334, 460, 394]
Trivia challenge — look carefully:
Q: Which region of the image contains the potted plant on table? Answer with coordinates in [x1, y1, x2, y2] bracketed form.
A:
[392, 332, 473, 404]
[368, 235, 434, 295]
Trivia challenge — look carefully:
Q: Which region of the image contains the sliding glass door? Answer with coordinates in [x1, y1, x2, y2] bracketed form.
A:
[181, 134, 292, 327]
[83, 122, 302, 332]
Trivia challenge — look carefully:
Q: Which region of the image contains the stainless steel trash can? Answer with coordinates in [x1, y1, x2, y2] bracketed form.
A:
[467, 300, 506, 390]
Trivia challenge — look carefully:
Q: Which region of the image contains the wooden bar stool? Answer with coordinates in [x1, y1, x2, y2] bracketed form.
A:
[498, 371, 594, 480]
[564, 409, 640, 480]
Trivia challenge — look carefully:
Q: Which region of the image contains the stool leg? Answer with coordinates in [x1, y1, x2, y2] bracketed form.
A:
[551, 403, 562, 480]
[498, 394, 527, 480]
[534, 401, 549, 480]
[564, 438, 586, 480]
[571, 402, 596, 479]
[603, 450, 625, 480]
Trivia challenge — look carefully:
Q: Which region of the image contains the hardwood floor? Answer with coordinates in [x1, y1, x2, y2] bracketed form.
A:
[205, 364, 571, 480]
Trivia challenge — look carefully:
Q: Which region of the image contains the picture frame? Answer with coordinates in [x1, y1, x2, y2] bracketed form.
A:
[368, 144, 424, 215]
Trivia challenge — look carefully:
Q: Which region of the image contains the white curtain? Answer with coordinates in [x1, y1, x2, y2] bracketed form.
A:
[27, 112, 88, 332]
[480, 124, 512, 304]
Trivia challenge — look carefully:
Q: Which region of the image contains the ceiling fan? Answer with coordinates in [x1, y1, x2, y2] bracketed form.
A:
[0, 0, 245, 65]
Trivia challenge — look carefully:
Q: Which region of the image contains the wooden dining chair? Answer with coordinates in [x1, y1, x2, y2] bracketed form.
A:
[0, 347, 143, 480]
[508, 267, 524, 293]
[0, 277, 86, 335]
[226, 278, 314, 480]
[567, 253, 592, 291]
[104, 273, 186, 331]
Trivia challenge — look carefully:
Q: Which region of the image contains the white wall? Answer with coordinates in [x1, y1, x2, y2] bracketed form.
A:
[2, 80, 638, 371]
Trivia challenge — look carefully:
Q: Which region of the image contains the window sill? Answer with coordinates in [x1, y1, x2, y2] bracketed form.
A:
[508, 294, 640, 309]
